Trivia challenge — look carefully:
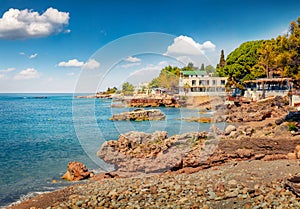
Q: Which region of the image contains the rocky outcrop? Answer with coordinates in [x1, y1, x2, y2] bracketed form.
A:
[110, 108, 166, 121]
[62, 161, 94, 181]
[287, 145, 300, 160]
[126, 97, 179, 108]
[221, 96, 289, 123]
[97, 131, 209, 173]
[284, 173, 300, 197]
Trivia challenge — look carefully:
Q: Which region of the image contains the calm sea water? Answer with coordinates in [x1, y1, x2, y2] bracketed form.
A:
[0, 93, 219, 207]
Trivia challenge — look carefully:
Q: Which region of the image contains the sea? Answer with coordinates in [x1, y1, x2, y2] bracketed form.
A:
[0, 93, 224, 208]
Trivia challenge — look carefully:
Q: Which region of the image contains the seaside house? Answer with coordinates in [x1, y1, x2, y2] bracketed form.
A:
[244, 78, 293, 101]
[178, 70, 228, 96]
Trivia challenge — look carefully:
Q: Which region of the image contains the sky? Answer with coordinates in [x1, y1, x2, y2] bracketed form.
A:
[1, 0, 300, 92]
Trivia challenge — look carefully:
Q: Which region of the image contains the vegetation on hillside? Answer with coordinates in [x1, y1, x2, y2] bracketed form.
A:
[216, 17, 300, 87]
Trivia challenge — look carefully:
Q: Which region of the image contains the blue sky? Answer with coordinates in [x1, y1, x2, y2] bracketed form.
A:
[0, 0, 300, 92]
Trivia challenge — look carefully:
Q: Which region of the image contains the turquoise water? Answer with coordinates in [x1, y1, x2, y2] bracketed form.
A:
[0, 94, 218, 207]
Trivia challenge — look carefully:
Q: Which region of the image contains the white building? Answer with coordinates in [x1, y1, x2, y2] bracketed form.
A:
[178, 71, 228, 96]
[244, 78, 292, 101]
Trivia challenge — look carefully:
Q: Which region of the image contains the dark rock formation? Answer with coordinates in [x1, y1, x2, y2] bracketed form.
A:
[110, 108, 166, 121]
[62, 161, 94, 181]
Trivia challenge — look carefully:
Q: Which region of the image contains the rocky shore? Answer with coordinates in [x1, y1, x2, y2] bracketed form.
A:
[7, 160, 300, 209]
[8, 96, 300, 208]
[110, 109, 166, 121]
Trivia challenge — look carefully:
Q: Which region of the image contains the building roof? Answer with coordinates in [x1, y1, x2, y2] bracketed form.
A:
[244, 78, 292, 83]
[180, 70, 207, 76]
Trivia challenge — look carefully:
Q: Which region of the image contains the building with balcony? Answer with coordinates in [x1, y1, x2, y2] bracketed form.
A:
[178, 71, 228, 96]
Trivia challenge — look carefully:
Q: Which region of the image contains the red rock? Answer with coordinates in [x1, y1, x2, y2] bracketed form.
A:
[288, 152, 297, 160]
[62, 161, 94, 181]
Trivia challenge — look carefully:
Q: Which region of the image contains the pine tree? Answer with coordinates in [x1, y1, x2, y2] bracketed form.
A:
[200, 63, 205, 71]
[219, 50, 226, 68]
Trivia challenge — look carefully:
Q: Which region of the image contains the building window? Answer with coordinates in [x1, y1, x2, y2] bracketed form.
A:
[207, 80, 210, 85]
[192, 80, 196, 86]
[221, 80, 226, 85]
[212, 80, 216, 85]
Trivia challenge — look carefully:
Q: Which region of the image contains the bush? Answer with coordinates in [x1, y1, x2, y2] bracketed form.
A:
[288, 122, 297, 132]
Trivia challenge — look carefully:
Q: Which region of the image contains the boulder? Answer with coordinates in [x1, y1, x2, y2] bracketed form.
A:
[62, 161, 94, 181]
[224, 125, 236, 135]
[284, 174, 300, 197]
[110, 108, 166, 121]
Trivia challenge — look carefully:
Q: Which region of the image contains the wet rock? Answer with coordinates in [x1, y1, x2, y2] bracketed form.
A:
[62, 161, 94, 181]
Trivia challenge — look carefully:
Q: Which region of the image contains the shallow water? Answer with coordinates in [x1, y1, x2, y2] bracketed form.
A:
[0, 94, 222, 207]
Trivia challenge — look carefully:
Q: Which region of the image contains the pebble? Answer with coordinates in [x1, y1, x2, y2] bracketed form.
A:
[25, 161, 300, 209]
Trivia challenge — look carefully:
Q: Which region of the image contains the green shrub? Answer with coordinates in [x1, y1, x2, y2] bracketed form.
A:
[288, 122, 297, 131]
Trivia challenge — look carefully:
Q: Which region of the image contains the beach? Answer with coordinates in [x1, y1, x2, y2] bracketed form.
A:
[7, 159, 300, 208]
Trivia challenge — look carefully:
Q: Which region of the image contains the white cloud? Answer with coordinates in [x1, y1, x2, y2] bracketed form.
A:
[0, 7, 69, 40]
[58, 58, 100, 70]
[120, 62, 141, 69]
[19, 52, 25, 56]
[165, 35, 216, 56]
[58, 59, 84, 67]
[29, 53, 38, 59]
[0, 67, 16, 73]
[14, 68, 39, 80]
[125, 56, 141, 63]
[83, 59, 100, 70]
[176, 56, 197, 65]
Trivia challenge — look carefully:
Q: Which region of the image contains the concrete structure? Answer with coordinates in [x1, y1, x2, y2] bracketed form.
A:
[178, 70, 228, 96]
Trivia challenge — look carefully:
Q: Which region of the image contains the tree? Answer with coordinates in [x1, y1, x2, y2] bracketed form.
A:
[122, 82, 134, 95]
[181, 62, 197, 71]
[149, 65, 180, 91]
[218, 49, 226, 68]
[216, 40, 264, 83]
[105, 87, 117, 94]
[205, 65, 216, 74]
[257, 39, 278, 78]
[200, 63, 205, 71]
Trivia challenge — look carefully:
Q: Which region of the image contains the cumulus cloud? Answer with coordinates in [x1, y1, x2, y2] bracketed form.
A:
[0, 7, 69, 40]
[58, 58, 100, 69]
[125, 56, 141, 63]
[58, 59, 84, 67]
[165, 35, 216, 56]
[83, 59, 100, 70]
[14, 68, 39, 80]
[29, 53, 38, 59]
[0, 67, 16, 73]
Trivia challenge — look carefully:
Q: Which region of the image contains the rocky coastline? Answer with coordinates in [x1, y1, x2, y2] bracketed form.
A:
[8, 96, 300, 209]
[110, 108, 166, 121]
